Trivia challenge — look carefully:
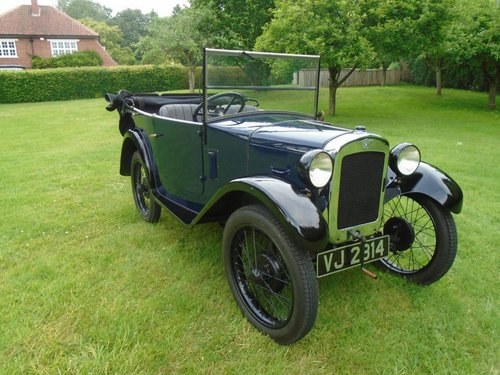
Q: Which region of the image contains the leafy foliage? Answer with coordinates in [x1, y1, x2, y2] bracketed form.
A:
[191, 0, 275, 50]
[362, 0, 453, 88]
[447, 0, 499, 108]
[31, 50, 102, 69]
[409, 56, 487, 91]
[138, 7, 212, 91]
[256, 0, 376, 115]
[80, 18, 136, 65]
[110, 9, 158, 62]
[57, 0, 112, 22]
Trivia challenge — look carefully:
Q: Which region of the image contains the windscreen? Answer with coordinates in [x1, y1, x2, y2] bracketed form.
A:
[204, 49, 321, 118]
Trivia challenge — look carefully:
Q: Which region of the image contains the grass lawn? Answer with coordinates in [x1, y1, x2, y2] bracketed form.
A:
[0, 85, 498, 374]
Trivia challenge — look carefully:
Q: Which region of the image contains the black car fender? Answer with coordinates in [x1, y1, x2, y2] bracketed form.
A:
[385, 161, 463, 214]
[119, 129, 155, 177]
[193, 177, 330, 253]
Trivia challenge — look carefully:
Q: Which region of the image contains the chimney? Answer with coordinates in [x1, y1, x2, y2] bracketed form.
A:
[31, 0, 40, 16]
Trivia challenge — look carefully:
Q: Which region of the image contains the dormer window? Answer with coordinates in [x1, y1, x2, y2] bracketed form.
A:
[49, 39, 78, 56]
[0, 39, 18, 57]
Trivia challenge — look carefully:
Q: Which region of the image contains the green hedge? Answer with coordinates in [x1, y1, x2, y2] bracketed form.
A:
[0, 65, 189, 104]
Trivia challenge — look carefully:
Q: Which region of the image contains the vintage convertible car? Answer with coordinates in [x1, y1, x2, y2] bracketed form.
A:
[105, 48, 463, 345]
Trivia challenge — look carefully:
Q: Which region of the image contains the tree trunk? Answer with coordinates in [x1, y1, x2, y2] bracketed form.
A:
[487, 67, 498, 109]
[381, 62, 389, 87]
[488, 79, 497, 109]
[327, 66, 357, 116]
[481, 61, 498, 109]
[329, 83, 338, 116]
[436, 62, 442, 96]
[328, 67, 339, 116]
[188, 67, 195, 93]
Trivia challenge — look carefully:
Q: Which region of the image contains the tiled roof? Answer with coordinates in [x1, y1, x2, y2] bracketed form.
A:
[0, 5, 98, 37]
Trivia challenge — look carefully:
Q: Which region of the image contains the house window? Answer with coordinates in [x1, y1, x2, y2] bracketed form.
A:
[0, 39, 17, 57]
[49, 40, 78, 56]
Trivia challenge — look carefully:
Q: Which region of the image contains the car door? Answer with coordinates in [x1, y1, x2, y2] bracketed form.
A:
[148, 116, 204, 203]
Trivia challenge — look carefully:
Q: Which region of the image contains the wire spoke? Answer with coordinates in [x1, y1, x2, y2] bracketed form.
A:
[382, 196, 441, 273]
[231, 224, 294, 326]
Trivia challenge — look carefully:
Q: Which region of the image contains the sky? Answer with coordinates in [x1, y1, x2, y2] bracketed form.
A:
[0, 0, 189, 17]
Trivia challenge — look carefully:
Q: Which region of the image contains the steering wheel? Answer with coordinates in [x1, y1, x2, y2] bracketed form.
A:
[193, 92, 246, 122]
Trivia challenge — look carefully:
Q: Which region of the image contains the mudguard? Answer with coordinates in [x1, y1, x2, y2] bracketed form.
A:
[385, 161, 463, 214]
[119, 129, 155, 178]
[193, 177, 330, 253]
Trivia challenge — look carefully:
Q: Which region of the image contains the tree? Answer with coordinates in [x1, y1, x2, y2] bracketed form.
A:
[191, 0, 275, 50]
[413, 0, 456, 96]
[80, 18, 136, 65]
[362, 0, 423, 87]
[57, 0, 112, 22]
[449, 0, 499, 109]
[110, 9, 158, 62]
[138, 7, 213, 92]
[256, 0, 375, 115]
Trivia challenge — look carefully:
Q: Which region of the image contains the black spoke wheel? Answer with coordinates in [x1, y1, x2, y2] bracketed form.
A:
[130, 151, 161, 223]
[222, 205, 318, 345]
[376, 194, 457, 285]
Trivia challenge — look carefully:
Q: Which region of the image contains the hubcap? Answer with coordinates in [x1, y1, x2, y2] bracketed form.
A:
[250, 252, 286, 293]
[383, 217, 415, 251]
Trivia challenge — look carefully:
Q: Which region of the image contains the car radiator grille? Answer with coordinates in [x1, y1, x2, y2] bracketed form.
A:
[337, 152, 385, 229]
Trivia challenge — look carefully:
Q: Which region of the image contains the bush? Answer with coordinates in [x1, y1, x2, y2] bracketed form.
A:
[32, 50, 103, 69]
[0, 65, 189, 104]
[408, 57, 489, 92]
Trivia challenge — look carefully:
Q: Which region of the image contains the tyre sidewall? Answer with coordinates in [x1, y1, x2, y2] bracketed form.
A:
[222, 205, 317, 344]
[378, 194, 457, 285]
[130, 151, 161, 223]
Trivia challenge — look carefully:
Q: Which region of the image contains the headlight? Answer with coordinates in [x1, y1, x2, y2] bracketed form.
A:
[298, 150, 333, 188]
[390, 143, 421, 176]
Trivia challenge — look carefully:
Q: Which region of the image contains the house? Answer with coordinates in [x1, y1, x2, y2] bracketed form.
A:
[0, 0, 116, 69]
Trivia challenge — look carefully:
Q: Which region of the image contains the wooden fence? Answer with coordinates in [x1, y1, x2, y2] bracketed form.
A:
[295, 68, 401, 87]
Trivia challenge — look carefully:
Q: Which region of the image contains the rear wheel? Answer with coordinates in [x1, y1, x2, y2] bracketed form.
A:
[222, 205, 318, 344]
[130, 151, 161, 223]
[376, 195, 457, 285]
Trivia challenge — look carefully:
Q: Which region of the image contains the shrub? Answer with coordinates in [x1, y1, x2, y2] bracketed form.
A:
[32, 50, 103, 69]
[0, 65, 189, 103]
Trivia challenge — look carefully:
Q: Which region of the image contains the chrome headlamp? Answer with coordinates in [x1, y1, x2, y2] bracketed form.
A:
[390, 143, 421, 176]
[298, 150, 333, 188]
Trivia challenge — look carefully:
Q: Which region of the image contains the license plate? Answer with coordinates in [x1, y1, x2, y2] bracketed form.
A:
[316, 235, 389, 278]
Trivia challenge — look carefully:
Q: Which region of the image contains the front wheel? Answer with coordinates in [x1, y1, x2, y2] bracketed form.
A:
[376, 195, 457, 285]
[130, 151, 161, 223]
[222, 205, 318, 345]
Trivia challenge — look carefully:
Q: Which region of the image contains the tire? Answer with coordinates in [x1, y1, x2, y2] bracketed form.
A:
[130, 151, 161, 223]
[375, 194, 457, 285]
[222, 205, 318, 345]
